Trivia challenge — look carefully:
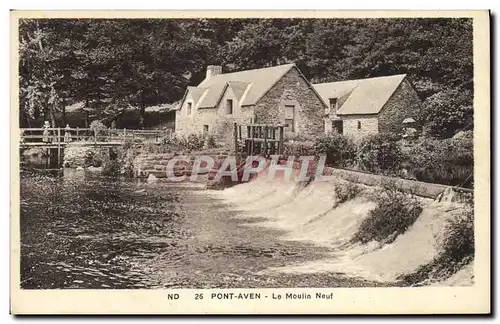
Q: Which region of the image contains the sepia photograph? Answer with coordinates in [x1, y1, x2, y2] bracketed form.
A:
[10, 10, 490, 314]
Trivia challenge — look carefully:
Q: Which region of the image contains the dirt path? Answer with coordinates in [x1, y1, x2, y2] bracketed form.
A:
[147, 187, 391, 288]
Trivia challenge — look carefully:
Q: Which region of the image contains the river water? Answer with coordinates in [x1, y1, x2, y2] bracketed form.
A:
[20, 168, 395, 289]
[20, 170, 188, 289]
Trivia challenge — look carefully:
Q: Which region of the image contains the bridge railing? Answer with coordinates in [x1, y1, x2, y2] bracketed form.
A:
[20, 128, 173, 145]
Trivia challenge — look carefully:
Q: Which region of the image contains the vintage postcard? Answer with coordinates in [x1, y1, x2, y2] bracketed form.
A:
[10, 10, 490, 314]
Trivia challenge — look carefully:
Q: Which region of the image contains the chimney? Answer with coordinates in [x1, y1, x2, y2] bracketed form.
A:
[206, 65, 222, 80]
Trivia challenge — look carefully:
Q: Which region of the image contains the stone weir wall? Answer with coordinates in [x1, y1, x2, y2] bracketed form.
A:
[133, 150, 232, 180]
[323, 166, 473, 202]
[132, 153, 472, 202]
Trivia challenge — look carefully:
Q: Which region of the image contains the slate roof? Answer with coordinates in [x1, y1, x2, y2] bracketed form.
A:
[183, 63, 296, 108]
[313, 74, 407, 115]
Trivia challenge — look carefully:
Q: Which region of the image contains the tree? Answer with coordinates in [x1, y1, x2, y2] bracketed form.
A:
[418, 89, 473, 138]
[18, 18, 473, 136]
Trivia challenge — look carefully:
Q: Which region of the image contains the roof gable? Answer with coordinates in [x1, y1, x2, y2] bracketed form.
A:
[227, 81, 250, 101]
[196, 63, 295, 108]
[313, 74, 407, 115]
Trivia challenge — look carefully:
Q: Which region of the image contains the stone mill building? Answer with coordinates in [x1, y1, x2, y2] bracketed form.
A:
[174, 63, 421, 142]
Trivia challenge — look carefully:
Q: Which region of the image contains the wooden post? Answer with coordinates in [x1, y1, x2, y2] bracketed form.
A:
[94, 128, 97, 145]
[264, 125, 268, 157]
[76, 127, 79, 141]
[57, 128, 61, 167]
[278, 126, 284, 154]
[250, 126, 254, 156]
[233, 123, 238, 156]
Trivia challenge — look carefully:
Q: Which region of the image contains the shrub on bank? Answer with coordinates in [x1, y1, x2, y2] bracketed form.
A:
[441, 206, 475, 265]
[333, 178, 362, 207]
[314, 133, 356, 167]
[356, 133, 405, 174]
[134, 133, 217, 154]
[403, 132, 473, 187]
[283, 139, 316, 157]
[351, 182, 423, 244]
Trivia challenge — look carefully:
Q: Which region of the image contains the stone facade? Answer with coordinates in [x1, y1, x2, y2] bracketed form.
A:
[252, 68, 325, 139]
[176, 66, 326, 142]
[175, 84, 254, 143]
[336, 79, 420, 140]
[342, 115, 379, 140]
[377, 79, 421, 134]
[176, 66, 420, 143]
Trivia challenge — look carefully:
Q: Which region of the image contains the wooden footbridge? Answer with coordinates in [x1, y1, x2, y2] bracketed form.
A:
[19, 127, 171, 167]
[20, 127, 170, 147]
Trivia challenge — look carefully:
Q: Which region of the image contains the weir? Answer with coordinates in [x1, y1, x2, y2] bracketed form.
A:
[210, 167, 474, 285]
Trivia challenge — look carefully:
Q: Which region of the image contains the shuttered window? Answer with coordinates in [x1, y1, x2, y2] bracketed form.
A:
[285, 105, 295, 132]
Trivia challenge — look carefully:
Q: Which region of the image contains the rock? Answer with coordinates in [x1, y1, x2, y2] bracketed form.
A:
[87, 166, 103, 172]
[76, 166, 84, 171]
[147, 173, 158, 182]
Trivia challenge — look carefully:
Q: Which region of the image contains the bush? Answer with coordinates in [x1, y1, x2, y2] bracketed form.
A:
[101, 159, 121, 176]
[356, 133, 405, 173]
[284, 139, 316, 157]
[185, 133, 206, 151]
[83, 149, 103, 167]
[333, 179, 362, 207]
[404, 132, 473, 187]
[441, 207, 474, 264]
[352, 182, 423, 244]
[89, 120, 108, 141]
[205, 134, 218, 149]
[314, 133, 356, 167]
[139, 133, 210, 153]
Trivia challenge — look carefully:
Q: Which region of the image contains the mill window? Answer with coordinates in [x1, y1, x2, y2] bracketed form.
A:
[284, 105, 295, 132]
[226, 99, 233, 114]
[329, 98, 338, 111]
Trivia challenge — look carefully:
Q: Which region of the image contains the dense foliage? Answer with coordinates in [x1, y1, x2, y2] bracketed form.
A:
[352, 183, 423, 244]
[403, 131, 474, 186]
[333, 178, 362, 207]
[315, 133, 356, 168]
[283, 131, 473, 188]
[356, 133, 404, 173]
[19, 18, 472, 137]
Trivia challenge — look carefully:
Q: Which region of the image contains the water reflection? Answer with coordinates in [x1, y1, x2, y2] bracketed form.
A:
[20, 171, 184, 289]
